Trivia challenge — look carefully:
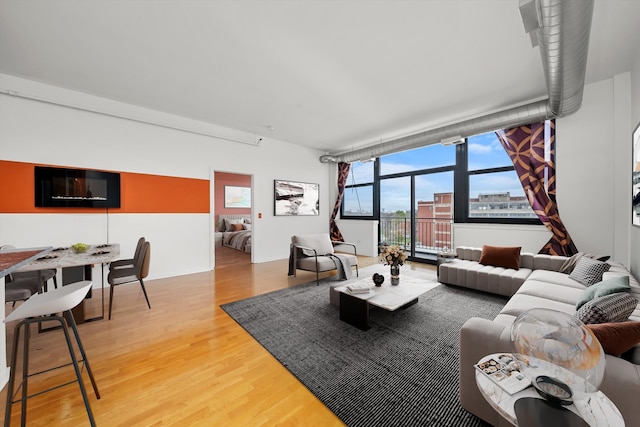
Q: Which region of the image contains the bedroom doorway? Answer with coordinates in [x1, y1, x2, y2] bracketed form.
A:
[214, 171, 252, 268]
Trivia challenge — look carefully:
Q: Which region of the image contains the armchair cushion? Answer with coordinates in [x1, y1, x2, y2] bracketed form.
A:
[291, 234, 334, 255]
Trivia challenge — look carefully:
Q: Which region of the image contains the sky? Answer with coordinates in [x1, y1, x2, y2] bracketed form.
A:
[344, 131, 526, 213]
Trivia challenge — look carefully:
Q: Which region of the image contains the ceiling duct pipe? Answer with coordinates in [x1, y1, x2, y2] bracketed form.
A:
[319, 0, 594, 164]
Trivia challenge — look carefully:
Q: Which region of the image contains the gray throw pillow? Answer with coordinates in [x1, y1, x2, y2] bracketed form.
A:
[560, 252, 611, 274]
[568, 257, 610, 286]
[576, 275, 630, 310]
[576, 292, 638, 324]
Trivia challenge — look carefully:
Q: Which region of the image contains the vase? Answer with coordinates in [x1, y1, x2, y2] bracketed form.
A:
[390, 265, 400, 285]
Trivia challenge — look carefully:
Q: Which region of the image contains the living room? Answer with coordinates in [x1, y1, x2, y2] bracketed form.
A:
[1, 1, 640, 425]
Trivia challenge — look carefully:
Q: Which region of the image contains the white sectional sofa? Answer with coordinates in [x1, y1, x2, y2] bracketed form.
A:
[439, 246, 640, 427]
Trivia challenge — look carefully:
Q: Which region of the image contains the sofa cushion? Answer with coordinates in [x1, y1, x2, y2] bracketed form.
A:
[586, 322, 640, 357]
[569, 257, 611, 286]
[576, 292, 638, 324]
[479, 245, 521, 270]
[576, 275, 631, 310]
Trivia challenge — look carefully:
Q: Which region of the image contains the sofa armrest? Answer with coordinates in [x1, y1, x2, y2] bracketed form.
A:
[459, 317, 516, 426]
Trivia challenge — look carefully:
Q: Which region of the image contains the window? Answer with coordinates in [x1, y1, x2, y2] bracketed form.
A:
[341, 125, 547, 226]
[463, 131, 538, 222]
[341, 161, 375, 218]
[380, 145, 456, 175]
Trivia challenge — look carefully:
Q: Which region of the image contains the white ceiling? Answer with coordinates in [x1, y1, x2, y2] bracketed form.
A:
[1, 1, 639, 154]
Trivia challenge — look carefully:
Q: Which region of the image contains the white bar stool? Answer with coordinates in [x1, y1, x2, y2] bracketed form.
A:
[3, 281, 100, 427]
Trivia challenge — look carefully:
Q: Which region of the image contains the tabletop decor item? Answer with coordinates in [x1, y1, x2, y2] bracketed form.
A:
[372, 273, 384, 287]
[71, 243, 88, 254]
[510, 308, 605, 405]
[380, 245, 407, 285]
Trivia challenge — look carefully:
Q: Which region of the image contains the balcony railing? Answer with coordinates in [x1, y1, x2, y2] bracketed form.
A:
[379, 216, 453, 259]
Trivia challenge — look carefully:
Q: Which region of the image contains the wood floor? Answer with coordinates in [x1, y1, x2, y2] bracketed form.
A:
[1, 246, 435, 426]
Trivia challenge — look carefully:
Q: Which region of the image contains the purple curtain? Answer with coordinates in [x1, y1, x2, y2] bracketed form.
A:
[495, 120, 578, 256]
[329, 162, 350, 242]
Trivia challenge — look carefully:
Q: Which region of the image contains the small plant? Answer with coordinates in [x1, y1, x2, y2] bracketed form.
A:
[71, 243, 88, 253]
[379, 245, 407, 267]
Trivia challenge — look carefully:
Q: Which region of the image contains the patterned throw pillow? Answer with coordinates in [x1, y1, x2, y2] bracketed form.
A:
[575, 275, 630, 310]
[569, 257, 610, 286]
[559, 252, 611, 274]
[576, 292, 638, 324]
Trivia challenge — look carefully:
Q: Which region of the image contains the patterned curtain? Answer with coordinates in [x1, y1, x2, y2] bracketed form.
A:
[495, 120, 578, 256]
[329, 162, 351, 242]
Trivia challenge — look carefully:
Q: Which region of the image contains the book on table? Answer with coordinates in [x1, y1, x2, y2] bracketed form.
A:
[346, 283, 372, 294]
[474, 353, 531, 394]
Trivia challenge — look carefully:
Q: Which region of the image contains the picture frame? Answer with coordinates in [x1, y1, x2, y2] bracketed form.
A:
[274, 179, 319, 216]
[224, 186, 251, 208]
[633, 121, 640, 227]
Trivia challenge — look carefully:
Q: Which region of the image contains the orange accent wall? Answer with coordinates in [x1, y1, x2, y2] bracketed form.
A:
[0, 160, 209, 214]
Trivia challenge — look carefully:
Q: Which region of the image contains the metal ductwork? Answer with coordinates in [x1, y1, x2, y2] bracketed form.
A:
[319, 0, 594, 163]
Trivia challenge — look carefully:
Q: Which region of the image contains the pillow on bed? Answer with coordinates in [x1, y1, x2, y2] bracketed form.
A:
[231, 223, 244, 231]
[224, 218, 244, 231]
[243, 223, 252, 231]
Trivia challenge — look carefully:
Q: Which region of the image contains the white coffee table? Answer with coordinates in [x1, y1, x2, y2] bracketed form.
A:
[475, 353, 625, 426]
[334, 275, 439, 330]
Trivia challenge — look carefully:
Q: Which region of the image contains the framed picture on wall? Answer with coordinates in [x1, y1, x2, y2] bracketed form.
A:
[274, 180, 319, 216]
[633, 121, 640, 227]
[224, 186, 251, 208]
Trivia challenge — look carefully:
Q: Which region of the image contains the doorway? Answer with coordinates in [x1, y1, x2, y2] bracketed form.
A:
[214, 171, 252, 268]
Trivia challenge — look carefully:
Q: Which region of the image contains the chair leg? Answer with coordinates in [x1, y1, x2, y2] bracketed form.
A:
[5, 322, 23, 427]
[108, 284, 115, 320]
[57, 315, 97, 427]
[64, 311, 100, 399]
[20, 323, 30, 427]
[139, 279, 151, 309]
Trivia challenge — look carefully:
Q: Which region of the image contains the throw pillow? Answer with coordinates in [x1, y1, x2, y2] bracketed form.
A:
[231, 223, 244, 231]
[478, 245, 521, 270]
[568, 257, 611, 286]
[242, 223, 252, 231]
[575, 275, 630, 310]
[576, 292, 638, 324]
[224, 218, 244, 231]
[559, 252, 611, 274]
[586, 322, 640, 357]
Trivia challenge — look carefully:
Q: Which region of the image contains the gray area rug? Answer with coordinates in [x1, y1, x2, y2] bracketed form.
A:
[221, 267, 508, 427]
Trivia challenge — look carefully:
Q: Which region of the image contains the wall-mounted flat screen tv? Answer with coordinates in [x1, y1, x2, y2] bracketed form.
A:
[35, 166, 121, 208]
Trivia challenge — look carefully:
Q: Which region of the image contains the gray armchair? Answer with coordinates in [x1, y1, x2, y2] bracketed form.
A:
[288, 233, 358, 285]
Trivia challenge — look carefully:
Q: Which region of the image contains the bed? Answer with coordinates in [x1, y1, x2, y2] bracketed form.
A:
[217, 214, 252, 254]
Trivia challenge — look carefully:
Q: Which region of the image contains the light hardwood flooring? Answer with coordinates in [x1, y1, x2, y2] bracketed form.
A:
[2, 247, 435, 426]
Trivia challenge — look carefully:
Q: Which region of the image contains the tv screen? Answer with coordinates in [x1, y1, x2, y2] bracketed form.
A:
[35, 166, 121, 208]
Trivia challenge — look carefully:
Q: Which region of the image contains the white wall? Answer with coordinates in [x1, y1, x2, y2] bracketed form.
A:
[0, 75, 333, 280]
[630, 47, 640, 279]
[556, 76, 628, 262]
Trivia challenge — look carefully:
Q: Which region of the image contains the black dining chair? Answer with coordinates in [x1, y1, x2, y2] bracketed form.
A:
[107, 240, 151, 319]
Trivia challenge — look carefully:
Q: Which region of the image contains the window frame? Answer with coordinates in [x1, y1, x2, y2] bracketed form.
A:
[340, 130, 544, 226]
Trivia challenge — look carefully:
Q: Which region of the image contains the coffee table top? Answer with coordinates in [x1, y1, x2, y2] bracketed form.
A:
[335, 274, 439, 311]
